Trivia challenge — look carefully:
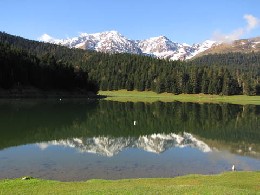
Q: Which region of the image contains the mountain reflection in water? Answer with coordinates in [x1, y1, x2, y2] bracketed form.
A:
[37, 132, 212, 157]
[0, 100, 259, 181]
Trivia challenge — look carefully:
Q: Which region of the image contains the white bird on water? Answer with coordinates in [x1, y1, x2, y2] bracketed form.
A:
[134, 121, 137, 125]
[232, 165, 236, 171]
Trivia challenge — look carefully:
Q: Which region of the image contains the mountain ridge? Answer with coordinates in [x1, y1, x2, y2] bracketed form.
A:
[41, 31, 260, 60]
[40, 31, 218, 60]
[195, 37, 260, 57]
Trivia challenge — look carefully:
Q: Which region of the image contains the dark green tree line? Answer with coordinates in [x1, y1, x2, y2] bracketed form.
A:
[1, 31, 260, 95]
[0, 43, 98, 93]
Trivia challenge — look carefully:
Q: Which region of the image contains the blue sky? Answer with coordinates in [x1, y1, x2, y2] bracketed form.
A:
[0, 0, 260, 44]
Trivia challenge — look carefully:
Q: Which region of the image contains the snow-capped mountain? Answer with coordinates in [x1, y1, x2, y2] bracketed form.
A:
[137, 36, 186, 60]
[186, 40, 217, 59]
[37, 132, 212, 157]
[44, 31, 141, 54]
[39, 31, 217, 60]
[137, 36, 216, 60]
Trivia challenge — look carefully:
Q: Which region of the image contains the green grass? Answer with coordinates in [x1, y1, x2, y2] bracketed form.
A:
[1, 172, 259, 194]
[99, 90, 260, 105]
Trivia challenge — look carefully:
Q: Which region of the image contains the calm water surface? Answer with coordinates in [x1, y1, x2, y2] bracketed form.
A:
[0, 100, 259, 181]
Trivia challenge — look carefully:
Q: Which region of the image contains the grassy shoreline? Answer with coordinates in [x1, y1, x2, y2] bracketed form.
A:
[99, 90, 260, 105]
[1, 172, 259, 194]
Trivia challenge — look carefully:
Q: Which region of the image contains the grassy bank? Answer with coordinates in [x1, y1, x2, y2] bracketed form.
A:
[1, 172, 259, 194]
[99, 90, 260, 105]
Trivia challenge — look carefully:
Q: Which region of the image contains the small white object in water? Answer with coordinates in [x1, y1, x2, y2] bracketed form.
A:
[59, 98, 62, 101]
[134, 121, 137, 125]
[22, 176, 31, 180]
[232, 165, 236, 171]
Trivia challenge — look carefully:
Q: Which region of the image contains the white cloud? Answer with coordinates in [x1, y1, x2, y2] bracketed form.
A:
[212, 14, 260, 43]
[244, 14, 259, 31]
[212, 29, 244, 43]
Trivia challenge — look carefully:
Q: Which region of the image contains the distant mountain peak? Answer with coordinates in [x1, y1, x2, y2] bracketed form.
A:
[149, 35, 170, 40]
[39, 33, 60, 43]
[38, 31, 228, 60]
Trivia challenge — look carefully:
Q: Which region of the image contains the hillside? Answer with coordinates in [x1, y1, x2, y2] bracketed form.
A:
[196, 37, 260, 57]
[189, 52, 260, 70]
[0, 41, 98, 96]
[1, 32, 260, 96]
[0, 31, 93, 66]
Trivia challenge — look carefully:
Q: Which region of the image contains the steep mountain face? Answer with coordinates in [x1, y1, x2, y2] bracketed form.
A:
[138, 36, 217, 60]
[37, 132, 212, 157]
[50, 31, 141, 54]
[41, 31, 217, 60]
[187, 40, 217, 59]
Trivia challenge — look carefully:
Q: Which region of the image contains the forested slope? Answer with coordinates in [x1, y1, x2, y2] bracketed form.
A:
[0, 42, 98, 93]
[1, 32, 260, 95]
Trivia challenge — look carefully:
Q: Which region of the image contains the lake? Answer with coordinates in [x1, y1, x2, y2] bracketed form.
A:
[0, 99, 259, 181]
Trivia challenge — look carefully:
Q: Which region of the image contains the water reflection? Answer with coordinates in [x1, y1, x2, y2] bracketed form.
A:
[37, 133, 212, 157]
[0, 100, 259, 156]
[0, 100, 259, 180]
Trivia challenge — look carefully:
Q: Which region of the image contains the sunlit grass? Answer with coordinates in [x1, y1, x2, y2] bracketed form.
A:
[1, 172, 259, 194]
[99, 90, 260, 105]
